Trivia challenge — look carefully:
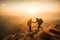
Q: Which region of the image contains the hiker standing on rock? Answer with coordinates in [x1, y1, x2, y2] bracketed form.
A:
[27, 18, 32, 32]
[36, 18, 43, 31]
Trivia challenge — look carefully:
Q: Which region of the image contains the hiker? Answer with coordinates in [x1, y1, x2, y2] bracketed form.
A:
[27, 18, 32, 32]
[36, 18, 43, 31]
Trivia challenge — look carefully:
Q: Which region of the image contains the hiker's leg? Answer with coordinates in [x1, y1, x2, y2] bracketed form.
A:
[39, 24, 42, 30]
[29, 25, 31, 32]
[38, 25, 40, 31]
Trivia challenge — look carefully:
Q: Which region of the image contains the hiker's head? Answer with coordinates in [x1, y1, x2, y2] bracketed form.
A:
[36, 18, 39, 20]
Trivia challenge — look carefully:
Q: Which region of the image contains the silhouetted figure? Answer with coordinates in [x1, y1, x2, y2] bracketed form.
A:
[27, 18, 32, 32]
[36, 18, 43, 31]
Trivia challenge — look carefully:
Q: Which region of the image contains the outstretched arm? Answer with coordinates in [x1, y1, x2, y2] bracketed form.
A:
[32, 21, 37, 23]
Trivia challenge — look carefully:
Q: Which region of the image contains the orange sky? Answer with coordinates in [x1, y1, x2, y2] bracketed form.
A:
[0, 0, 60, 21]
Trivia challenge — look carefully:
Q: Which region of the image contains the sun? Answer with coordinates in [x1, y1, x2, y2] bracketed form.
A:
[28, 8, 36, 14]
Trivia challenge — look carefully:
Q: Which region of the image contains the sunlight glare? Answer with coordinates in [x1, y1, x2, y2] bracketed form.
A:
[28, 8, 36, 14]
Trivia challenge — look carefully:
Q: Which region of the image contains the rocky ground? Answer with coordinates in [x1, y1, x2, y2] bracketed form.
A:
[1, 24, 60, 40]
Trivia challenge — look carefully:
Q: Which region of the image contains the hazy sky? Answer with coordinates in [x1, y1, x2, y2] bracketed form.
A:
[1, 0, 59, 12]
[0, 0, 60, 21]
